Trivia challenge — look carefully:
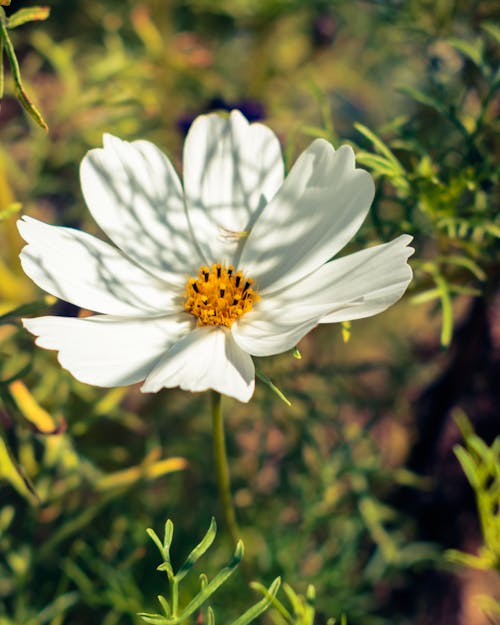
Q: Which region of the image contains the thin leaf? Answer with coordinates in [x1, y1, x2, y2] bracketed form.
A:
[250, 581, 292, 623]
[9, 379, 63, 434]
[146, 529, 165, 559]
[0, 14, 48, 129]
[283, 583, 304, 616]
[229, 577, 281, 625]
[354, 123, 404, 172]
[305, 585, 316, 625]
[256, 371, 291, 406]
[447, 37, 483, 68]
[207, 606, 215, 625]
[176, 517, 217, 582]
[157, 595, 170, 617]
[6, 7, 50, 29]
[482, 22, 500, 44]
[95, 456, 187, 492]
[355, 152, 401, 177]
[164, 518, 174, 549]
[398, 86, 446, 115]
[0, 298, 53, 325]
[410, 288, 441, 305]
[432, 272, 453, 347]
[137, 613, 168, 625]
[180, 541, 244, 620]
[454, 446, 479, 489]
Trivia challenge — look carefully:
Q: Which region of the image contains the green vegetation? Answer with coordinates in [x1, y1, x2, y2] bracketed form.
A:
[0, 1, 498, 623]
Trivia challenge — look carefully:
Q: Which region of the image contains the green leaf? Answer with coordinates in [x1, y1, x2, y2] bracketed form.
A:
[180, 541, 244, 620]
[137, 612, 168, 625]
[207, 606, 215, 625]
[13, 80, 48, 130]
[176, 517, 216, 582]
[447, 37, 483, 68]
[354, 123, 404, 172]
[163, 518, 174, 550]
[256, 371, 291, 407]
[0, 297, 53, 325]
[482, 22, 500, 44]
[250, 581, 292, 624]
[157, 595, 170, 617]
[432, 272, 453, 347]
[229, 577, 281, 625]
[146, 528, 165, 558]
[454, 446, 479, 489]
[398, 86, 446, 115]
[355, 152, 402, 177]
[7, 6, 50, 29]
[410, 288, 441, 305]
[0, 12, 48, 130]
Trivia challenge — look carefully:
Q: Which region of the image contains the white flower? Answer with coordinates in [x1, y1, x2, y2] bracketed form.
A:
[18, 111, 413, 403]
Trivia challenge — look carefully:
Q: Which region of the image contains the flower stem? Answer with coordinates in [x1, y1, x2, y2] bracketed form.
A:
[211, 391, 239, 547]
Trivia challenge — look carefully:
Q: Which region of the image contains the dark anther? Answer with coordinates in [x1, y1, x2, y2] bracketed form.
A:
[243, 281, 250, 292]
[192, 283, 199, 293]
[235, 276, 241, 287]
[228, 268, 233, 276]
[220, 289, 225, 297]
[216, 265, 221, 278]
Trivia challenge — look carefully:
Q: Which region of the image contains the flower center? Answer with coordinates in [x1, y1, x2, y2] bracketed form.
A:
[184, 263, 259, 327]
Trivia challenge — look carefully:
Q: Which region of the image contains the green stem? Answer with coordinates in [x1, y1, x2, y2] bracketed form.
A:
[211, 391, 239, 547]
[171, 577, 179, 618]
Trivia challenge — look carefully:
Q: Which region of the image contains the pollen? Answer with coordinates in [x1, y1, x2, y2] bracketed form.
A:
[184, 263, 259, 327]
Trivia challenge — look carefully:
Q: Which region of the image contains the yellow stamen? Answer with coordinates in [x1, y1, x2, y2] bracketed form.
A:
[184, 263, 259, 327]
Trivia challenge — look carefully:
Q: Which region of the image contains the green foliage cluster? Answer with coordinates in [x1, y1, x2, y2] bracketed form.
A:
[140, 518, 280, 625]
[353, 23, 499, 346]
[0, 0, 498, 624]
[445, 414, 500, 620]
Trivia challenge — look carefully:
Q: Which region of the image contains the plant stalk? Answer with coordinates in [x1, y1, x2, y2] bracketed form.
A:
[211, 391, 239, 547]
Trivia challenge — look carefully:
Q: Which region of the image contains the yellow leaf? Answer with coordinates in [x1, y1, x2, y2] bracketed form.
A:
[8, 379, 64, 434]
[95, 456, 188, 492]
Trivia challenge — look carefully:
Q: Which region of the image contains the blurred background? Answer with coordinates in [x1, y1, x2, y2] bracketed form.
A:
[0, 1, 498, 624]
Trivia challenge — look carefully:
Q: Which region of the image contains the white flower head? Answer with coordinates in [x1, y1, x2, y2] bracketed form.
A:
[18, 111, 413, 403]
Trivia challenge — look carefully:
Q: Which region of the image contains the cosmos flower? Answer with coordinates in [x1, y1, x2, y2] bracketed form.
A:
[19, 111, 413, 402]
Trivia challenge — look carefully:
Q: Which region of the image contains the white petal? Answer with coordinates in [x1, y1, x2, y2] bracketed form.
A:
[232, 312, 319, 358]
[80, 135, 200, 282]
[232, 235, 413, 356]
[317, 235, 414, 322]
[23, 314, 192, 387]
[142, 326, 255, 402]
[18, 216, 177, 316]
[240, 141, 375, 293]
[183, 110, 284, 265]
